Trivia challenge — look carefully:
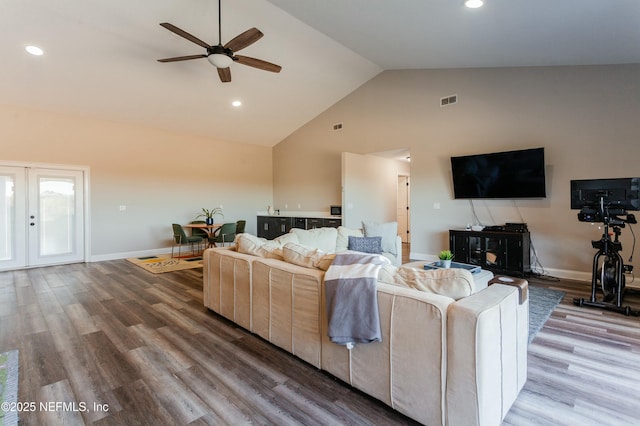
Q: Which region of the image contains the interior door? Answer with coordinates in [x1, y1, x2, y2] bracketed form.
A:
[0, 165, 85, 271]
[397, 175, 410, 243]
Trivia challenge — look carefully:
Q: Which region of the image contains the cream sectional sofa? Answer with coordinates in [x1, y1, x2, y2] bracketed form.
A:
[230, 224, 402, 266]
[203, 227, 528, 426]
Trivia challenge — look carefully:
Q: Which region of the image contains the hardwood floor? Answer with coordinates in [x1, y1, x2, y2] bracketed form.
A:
[503, 274, 640, 426]
[1, 258, 639, 425]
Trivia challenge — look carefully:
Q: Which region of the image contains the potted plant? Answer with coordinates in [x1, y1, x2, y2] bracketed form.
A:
[196, 207, 224, 225]
[438, 250, 454, 268]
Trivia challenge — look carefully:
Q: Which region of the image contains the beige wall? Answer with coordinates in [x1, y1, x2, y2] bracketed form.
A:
[273, 64, 640, 279]
[0, 104, 272, 259]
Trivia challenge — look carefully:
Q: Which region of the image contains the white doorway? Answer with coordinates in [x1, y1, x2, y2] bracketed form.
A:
[0, 165, 87, 271]
[397, 175, 410, 243]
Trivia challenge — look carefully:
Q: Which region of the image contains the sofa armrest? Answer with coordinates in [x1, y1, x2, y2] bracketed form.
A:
[381, 235, 403, 266]
[203, 247, 256, 330]
[489, 275, 529, 304]
[446, 283, 528, 426]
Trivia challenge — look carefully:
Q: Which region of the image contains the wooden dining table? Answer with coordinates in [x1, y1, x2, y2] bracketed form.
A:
[183, 223, 222, 247]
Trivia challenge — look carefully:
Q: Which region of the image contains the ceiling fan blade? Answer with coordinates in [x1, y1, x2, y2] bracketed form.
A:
[235, 55, 282, 73]
[160, 23, 211, 49]
[217, 67, 231, 83]
[158, 54, 207, 63]
[224, 28, 263, 53]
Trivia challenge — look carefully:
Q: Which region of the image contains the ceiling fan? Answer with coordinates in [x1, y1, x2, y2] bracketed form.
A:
[157, 0, 282, 83]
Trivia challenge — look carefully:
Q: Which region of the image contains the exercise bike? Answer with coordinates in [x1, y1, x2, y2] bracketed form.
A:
[573, 198, 639, 316]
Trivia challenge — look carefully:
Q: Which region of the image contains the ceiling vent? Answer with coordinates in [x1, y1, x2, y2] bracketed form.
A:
[440, 94, 458, 107]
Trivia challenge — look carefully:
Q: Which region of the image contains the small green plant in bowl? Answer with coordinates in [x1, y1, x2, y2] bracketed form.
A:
[196, 207, 224, 225]
[438, 250, 454, 268]
[438, 250, 454, 260]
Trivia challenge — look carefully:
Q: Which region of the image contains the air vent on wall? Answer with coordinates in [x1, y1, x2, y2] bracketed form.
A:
[332, 123, 343, 131]
[440, 94, 458, 107]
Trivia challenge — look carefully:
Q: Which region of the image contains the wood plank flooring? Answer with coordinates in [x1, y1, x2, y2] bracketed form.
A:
[1, 258, 639, 425]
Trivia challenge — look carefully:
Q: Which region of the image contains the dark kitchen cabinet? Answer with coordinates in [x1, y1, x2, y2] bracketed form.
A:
[257, 216, 292, 239]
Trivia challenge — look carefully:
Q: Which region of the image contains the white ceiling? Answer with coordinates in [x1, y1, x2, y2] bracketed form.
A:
[2, 0, 638, 147]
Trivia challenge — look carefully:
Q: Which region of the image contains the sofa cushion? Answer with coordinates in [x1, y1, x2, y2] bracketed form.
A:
[289, 227, 338, 253]
[348, 236, 383, 254]
[363, 221, 398, 256]
[377, 264, 402, 286]
[273, 232, 299, 246]
[336, 226, 364, 252]
[391, 267, 475, 300]
[283, 242, 335, 270]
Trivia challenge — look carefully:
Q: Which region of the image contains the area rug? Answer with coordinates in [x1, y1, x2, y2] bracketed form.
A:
[529, 286, 565, 344]
[0, 350, 19, 426]
[127, 255, 203, 274]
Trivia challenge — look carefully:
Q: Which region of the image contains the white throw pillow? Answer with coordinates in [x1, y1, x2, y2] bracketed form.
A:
[257, 241, 285, 260]
[236, 233, 295, 260]
[283, 242, 329, 269]
[315, 253, 336, 271]
[336, 226, 364, 252]
[289, 227, 338, 253]
[236, 233, 267, 256]
[393, 267, 475, 300]
[363, 221, 398, 256]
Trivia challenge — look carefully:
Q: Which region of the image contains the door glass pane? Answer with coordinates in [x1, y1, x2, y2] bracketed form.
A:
[39, 177, 75, 256]
[485, 237, 502, 268]
[0, 175, 15, 261]
[469, 236, 482, 265]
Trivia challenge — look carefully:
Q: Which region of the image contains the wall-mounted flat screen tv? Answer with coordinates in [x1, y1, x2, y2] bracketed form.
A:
[451, 147, 546, 199]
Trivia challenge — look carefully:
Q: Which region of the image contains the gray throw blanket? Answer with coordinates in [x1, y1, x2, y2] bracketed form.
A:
[324, 251, 390, 348]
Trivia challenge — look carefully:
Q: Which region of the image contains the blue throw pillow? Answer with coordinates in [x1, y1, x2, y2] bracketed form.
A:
[348, 236, 383, 254]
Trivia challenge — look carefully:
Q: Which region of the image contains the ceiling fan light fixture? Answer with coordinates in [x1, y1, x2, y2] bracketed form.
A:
[465, 0, 484, 8]
[208, 53, 233, 68]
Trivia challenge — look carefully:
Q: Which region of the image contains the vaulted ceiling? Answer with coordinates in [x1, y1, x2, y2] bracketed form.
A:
[2, 0, 638, 147]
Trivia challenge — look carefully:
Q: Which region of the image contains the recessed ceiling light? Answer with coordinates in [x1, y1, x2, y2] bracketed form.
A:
[465, 0, 484, 8]
[232, 100, 242, 107]
[25, 45, 44, 56]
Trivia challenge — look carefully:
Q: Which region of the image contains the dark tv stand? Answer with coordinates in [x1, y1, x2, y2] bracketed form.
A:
[449, 229, 531, 277]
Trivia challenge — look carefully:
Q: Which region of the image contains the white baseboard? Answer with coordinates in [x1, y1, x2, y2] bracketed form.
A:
[89, 248, 173, 262]
[531, 267, 591, 282]
[409, 251, 436, 262]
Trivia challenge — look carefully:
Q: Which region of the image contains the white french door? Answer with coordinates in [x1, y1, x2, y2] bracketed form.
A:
[0, 165, 86, 271]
